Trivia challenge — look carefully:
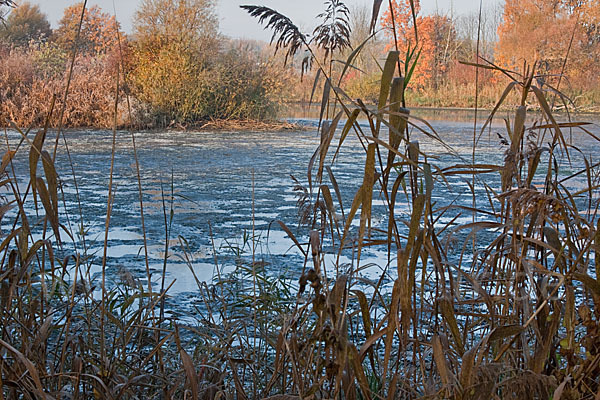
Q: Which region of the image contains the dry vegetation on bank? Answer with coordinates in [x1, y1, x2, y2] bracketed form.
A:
[2, 0, 599, 131]
[0, 1, 292, 129]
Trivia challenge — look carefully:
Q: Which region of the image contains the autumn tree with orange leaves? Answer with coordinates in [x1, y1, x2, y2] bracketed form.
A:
[496, 0, 600, 90]
[381, 0, 458, 89]
[54, 2, 121, 54]
[381, 0, 420, 46]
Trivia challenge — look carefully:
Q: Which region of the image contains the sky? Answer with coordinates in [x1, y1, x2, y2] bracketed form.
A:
[23, 0, 500, 41]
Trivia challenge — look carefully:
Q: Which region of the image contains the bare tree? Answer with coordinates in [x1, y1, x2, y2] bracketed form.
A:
[455, 2, 503, 60]
[0, 0, 15, 21]
[347, 4, 385, 70]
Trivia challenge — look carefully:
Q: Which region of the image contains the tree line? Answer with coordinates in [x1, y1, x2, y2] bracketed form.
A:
[1, 0, 599, 129]
[0, 0, 290, 128]
[364, 0, 600, 109]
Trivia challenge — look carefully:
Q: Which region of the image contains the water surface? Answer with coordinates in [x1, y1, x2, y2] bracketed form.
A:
[4, 112, 600, 315]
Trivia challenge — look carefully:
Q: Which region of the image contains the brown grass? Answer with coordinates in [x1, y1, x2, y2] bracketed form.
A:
[1, 1, 600, 399]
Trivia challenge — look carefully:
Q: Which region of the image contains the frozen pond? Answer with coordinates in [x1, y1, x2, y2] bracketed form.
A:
[3, 111, 600, 315]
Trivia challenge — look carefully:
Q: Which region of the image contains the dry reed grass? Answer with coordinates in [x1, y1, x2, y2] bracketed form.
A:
[1, 1, 600, 399]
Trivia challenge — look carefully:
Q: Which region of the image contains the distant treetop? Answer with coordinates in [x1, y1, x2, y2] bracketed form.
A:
[54, 2, 121, 54]
[0, 2, 51, 46]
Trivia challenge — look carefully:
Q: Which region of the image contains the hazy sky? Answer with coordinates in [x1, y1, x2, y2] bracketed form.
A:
[23, 0, 500, 41]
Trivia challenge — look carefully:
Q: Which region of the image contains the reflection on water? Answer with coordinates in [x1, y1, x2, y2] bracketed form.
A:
[4, 112, 600, 314]
[283, 102, 600, 125]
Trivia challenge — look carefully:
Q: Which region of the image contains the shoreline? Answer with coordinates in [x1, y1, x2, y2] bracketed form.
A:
[147, 119, 308, 132]
[4, 105, 599, 132]
[409, 105, 600, 115]
[1, 119, 309, 133]
[287, 102, 600, 114]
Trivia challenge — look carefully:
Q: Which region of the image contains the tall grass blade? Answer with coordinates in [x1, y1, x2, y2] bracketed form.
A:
[317, 111, 343, 184]
[432, 334, 453, 388]
[319, 78, 331, 130]
[369, 0, 383, 34]
[28, 130, 45, 211]
[376, 51, 399, 136]
[333, 108, 360, 163]
[273, 220, 307, 257]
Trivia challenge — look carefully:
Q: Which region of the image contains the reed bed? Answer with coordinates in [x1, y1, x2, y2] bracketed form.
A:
[1, 1, 600, 399]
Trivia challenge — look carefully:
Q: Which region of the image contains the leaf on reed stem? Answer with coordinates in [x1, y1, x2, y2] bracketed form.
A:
[432, 334, 454, 387]
[480, 81, 518, 134]
[319, 78, 331, 130]
[406, 194, 425, 255]
[543, 226, 562, 254]
[339, 186, 364, 252]
[450, 264, 495, 320]
[0, 203, 14, 224]
[0, 227, 21, 255]
[564, 285, 575, 350]
[408, 140, 419, 164]
[352, 290, 372, 337]
[23, 240, 46, 272]
[376, 51, 399, 135]
[18, 222, 29, 261]
[510, 106, 526, 154]
[526, 147, 545, 186]
[386, 171, 408, 248]
[531, 85, 569, 158]
[386, 78, 407, 175]
[273, 220, 306, 257]
[0, 150, 15, 174]
[459, 340, 480, 392]
[360, 143, 376, 243]
[573, 273, 600, 297]
[382, 278, 402, 384]
[369, 0, 383, 34]
[423, 163, 433, 200]
[327, 166, 344, 218]
[29, 130, 46, 211]
[328, 274, 348, 327]
[333, 108, 360, 162]
[397, 248, 411, 343]
[310, 68, 322, 105]
[403, 45, 421, 88]
[41, 151, 59, 224]
[35, 177, 60, 241]
[348, 345, 372, 400]
[318, 111, 343, 184]
[439, 297, 464, 354]
[553, 376, 572, 400]
[359, 328, 386, 360]
[320, 184, 340, 241]
[32, 315, 53, 354]
[489, 324, 524, 342]
[310, 229, 321, 273]
[174, 326, 199, 400]
[338, 33, 375, 85]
